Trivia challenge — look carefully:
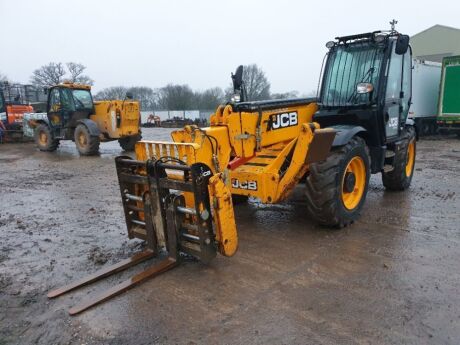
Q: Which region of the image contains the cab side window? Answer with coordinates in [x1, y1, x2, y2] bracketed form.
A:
[385, 44, 403, 100]
[60, 88, 75, 111]
[48, 89, 61, 112]
[401, 49, 412, 121]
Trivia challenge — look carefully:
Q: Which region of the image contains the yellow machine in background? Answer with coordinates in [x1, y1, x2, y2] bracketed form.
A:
[92, 99, 140, 142]
[28, 82, 142, 155]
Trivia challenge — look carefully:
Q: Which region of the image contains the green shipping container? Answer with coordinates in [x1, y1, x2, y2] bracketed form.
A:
[438, 56, 460, 131]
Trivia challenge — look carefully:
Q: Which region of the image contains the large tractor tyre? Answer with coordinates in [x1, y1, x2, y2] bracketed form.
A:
[74, 124, 100, 156]
[305, 136, 371, 228]
[35, 124, 59, 152]
[382, 127, 416, 191]
[118, 133, 142, 151]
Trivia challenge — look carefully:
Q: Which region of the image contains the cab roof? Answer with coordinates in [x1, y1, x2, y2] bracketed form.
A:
[56, 82, 91, 90]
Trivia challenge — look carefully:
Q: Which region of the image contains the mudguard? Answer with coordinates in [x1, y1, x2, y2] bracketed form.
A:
[77, 119, 100, 136]
[329, 125, 367, 147]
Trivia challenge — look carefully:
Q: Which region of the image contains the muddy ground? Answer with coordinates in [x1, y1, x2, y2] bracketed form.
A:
[0, 128, 459, 345]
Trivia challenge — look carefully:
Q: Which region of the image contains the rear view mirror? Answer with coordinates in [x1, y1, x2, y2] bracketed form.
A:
[232, 65, 244, 90]
[126, 92, 133, 100]
[395, 35, 409, 55]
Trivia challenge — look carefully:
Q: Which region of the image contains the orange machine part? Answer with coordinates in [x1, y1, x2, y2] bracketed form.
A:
[6, 104, 33, 124]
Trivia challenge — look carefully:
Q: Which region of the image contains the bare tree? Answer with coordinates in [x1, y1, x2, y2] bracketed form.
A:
[226, 64, 271, 101]
[271, 91, 299, 100]
[94, 86, 128, 101]
[95, 84, 224, 111]
[158, 84, 195, 110]
[128, 86, 157, 110]
[94, 86, 157, 110]
[194, 87, 224, 110]
[30, 62, 66, 87]
[244, 64, 270, 100]
[66, 62, 94, 85]
[30, 62, 93, 87]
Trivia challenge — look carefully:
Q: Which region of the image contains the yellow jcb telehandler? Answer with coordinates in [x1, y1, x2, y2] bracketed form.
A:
[27, 82, 141, 155]
[48, 29, 417, 314]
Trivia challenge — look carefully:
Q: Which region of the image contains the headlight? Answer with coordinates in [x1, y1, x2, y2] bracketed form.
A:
[357, 83, 374, 94]
[231, 94, 241, 103]
[374, 34, 386, 43]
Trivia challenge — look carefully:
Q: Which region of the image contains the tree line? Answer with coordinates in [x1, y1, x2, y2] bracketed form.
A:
[1, 63, 311, 111]
[94, 85, 226, 111]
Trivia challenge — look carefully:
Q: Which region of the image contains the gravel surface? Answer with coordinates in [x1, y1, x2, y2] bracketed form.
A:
[0, 129, 459, 345]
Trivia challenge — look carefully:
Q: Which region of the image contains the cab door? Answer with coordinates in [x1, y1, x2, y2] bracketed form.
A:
[47, 87, 64, 130]
[47, 87, 76, 137]
[384, 42, 403, 139]
[384, 41, 412, 140]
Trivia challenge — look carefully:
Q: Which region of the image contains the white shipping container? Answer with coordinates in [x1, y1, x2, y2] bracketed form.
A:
[410, 59, 442, 119]
[408, 59, 442, 135]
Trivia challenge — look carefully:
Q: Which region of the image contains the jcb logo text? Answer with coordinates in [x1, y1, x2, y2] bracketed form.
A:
[267, 112, 298, 131]
[231, 179, 258, 191]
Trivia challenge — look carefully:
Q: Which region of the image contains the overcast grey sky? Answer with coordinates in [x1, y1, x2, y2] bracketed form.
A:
[1, 0, 459, 94]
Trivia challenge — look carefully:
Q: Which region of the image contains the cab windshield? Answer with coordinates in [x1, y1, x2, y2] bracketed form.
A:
[321, 43, 384, 107]
[71, 89, 93, 110]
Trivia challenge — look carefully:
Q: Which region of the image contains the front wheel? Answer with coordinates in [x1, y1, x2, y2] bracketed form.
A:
[35, 124, 59, 152]
[118, 133, 142, 151]
[305, 136, 370, 228]
[74, 124, 100, 155]
[382, 127, 416, 191]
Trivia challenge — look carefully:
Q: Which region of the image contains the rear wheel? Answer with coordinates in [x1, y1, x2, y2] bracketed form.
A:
[118, 133, 142, 151]
[74, 124, 100, 155]
[35, 124, 59, 152]
[305, 136, 370, 227]
[382, 127, 416, 191]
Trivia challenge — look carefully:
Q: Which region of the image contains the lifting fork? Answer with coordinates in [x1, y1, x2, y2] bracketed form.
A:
[47, 156, 217, 315]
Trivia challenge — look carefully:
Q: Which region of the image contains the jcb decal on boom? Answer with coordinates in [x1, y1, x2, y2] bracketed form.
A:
[231, 178, 258, 191]
[267, 111, 298, 131]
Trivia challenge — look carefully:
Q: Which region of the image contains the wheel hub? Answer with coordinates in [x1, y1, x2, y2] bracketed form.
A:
[341, 156, 366, 211]
[78, 132, 87, 147]
[405, 140, 415, 177]
[343, 172, 356, 193]
[39, 131, 47, 145]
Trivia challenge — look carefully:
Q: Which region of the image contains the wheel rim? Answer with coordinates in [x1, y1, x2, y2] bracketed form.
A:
[39, 131, 48, 145]
[341, 156, 366, 210]
[78, 131, 87, 147]
[405, 140, 415, 177]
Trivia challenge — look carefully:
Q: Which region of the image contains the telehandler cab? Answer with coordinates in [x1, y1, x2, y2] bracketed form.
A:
[48, 29, 416, 314]
[28, 82, 142, 155]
